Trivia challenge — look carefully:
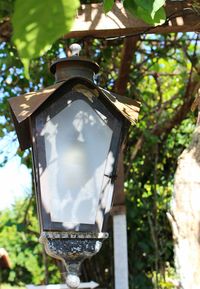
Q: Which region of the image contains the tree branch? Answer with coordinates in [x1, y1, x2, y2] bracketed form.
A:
[0, 18, 12, 42]
[152, 78, 199, 137]
[115, 36, 139, 95]
[125, 71, 200, 178]
[125, 35, 200, 178]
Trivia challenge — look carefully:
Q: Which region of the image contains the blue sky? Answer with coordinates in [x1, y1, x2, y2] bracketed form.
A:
[0, 48, 67, 211]
[0, 134, 31, 211]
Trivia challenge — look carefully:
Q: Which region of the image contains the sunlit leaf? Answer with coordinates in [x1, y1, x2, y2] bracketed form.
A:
[21, 58, 30, 79]
[124, 0, 166, 25]
[12, 0, 80, 78]
[151, 0, 166, 18]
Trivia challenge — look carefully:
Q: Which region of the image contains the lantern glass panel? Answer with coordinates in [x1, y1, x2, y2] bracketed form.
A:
[40, 99, 113, 225]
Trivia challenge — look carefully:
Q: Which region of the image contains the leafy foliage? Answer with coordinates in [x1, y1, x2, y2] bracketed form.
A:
[96, 0, 167, 25]
[0, 199, 60, 285]
[103, 0, 114, 13]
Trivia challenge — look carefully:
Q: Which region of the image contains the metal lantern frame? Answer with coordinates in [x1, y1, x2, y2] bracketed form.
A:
[8, 56, 140, 288]
[31, 79, 127, 233]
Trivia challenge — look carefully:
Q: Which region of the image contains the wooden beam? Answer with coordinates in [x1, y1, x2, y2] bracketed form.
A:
[65, 1, 200, 39]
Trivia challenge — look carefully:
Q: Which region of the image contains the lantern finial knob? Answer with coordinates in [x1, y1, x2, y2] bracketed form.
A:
[66, 274, 80, 289]
[69, 43, 81, 56]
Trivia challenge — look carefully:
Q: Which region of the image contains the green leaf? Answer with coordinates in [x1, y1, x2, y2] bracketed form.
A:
[124, 0, 166, 25]
[21, 58, 30, 79]
[151, 6, 166, 25]
[123, 0, 137, 17]
[134, 0, 152, 12]
[103, 0, 114, 13]
[134, 0, 165, 18]
[152, 0, 166, 18]
[12, 0, 80, 78]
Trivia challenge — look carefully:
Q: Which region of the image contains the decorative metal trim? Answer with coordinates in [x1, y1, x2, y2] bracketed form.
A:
[40, 231, 109, 240]
[40, 232, 108, 289]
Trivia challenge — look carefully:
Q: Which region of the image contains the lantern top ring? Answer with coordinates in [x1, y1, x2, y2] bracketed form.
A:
[50, 57, 99, 75]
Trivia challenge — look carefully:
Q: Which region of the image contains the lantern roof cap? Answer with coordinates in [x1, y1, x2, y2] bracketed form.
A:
[8, 77, 140, 150]
[50, 57, 99, 82]
[50, 57, 99, 75]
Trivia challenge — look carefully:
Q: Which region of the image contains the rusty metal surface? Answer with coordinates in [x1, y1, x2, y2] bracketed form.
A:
[100, 88, 140, 125]
[9, 79, 140, 125]
[8, 81, 64, 124]
[50, 57, 99, 83]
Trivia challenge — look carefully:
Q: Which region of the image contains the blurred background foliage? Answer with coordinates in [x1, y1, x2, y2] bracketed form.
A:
[0, 1, 200, 289]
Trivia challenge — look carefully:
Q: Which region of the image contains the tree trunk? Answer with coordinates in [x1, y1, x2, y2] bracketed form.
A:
[168, 126, 200, 289]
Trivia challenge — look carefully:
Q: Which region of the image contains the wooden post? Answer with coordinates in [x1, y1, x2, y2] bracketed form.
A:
[113, 212, 129, 289]
[111, 151, 129, 289]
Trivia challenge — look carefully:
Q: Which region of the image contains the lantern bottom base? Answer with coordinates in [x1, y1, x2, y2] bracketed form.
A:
[39, 231, 108, 289]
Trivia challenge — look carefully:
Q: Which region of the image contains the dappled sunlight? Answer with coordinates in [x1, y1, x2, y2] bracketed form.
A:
[40, 99, 113, 225]
[176, 16, 184, 26]
[8, 83, 64, 124]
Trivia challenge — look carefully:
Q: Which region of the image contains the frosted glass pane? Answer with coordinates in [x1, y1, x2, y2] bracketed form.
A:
[40, 99, 113, 225]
